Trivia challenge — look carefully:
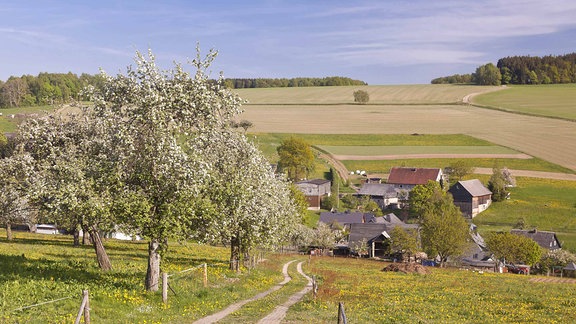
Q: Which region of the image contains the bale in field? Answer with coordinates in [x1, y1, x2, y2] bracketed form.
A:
[382, 263, 430, 274]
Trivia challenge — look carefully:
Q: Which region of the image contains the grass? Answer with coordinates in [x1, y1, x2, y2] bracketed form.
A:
[319, 145, 520, 155]
[0, 105, 57, 133]
[473, 84, 576, 121]
[341, 157, 575, 174]
[287, 257, 576, 323]
[3, 234, 576, 323]
[0, 232, 288, 323]
[474, 177, 576, 252]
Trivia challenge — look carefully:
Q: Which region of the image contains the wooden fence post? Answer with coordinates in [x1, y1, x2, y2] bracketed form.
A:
[162, 272, 168, 303]
[203, 263, 208, 288]
[338, 302, 347, 324]
[75, 290, 90, 324]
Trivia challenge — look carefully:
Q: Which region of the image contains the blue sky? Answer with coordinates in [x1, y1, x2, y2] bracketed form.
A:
[1, 1, 576, 84]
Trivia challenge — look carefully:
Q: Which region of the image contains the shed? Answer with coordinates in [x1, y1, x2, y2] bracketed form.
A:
[448, 179, 492, 218]
[295, 179, 331, 210]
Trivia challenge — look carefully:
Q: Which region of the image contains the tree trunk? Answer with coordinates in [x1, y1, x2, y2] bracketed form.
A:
[88, 226, 112, 271]
[146, 240, 161, 291]
[73, 226, 80, 246]
[6, 221, 13, 241]
[82, 229, 90, 245]
[230, 236, 240, 272]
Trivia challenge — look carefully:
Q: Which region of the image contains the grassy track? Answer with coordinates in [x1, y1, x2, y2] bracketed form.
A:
[318, 145, 520, 155]
[473, 84, 576, 120]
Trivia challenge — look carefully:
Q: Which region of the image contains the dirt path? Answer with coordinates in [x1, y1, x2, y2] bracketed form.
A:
[192, 260, 296, 324]
[530, 277, 576, 284]
[257, 261, 312, 324]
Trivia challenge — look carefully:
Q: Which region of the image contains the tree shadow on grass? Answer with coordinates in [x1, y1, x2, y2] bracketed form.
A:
[0, 254, 101, 284]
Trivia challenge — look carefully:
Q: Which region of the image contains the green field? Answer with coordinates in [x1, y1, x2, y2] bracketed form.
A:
[473, 84, 576, 121]
[474, 177, 576, 252]
[318, 145, 520, 156]
[2, 234, 575, 323]
[0, 105, 57, 132]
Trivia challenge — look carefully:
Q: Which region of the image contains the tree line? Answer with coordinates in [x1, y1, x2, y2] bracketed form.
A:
[223, 76, 367, 89]
[0, 72, 105, 108]
[431, 53, 576, 85]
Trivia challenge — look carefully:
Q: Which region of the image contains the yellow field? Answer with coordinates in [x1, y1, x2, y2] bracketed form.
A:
[235, 84, 502, 104]
[238, 85, 576, 172]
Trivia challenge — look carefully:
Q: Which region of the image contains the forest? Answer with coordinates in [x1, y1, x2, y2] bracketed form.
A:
[0, 72, 104, 108]
[431, 53, 576, 85]
[0, 74, 367, 108]
[223, 76, 367, 89]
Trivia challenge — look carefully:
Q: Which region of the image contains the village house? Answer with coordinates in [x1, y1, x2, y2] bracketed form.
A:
[346, 217, 418, 258]
[319, 210, 372, 228]
[511, 229, 562, 250]
[448, 179, 492, 218]
[357, 183, 403, 209]
[295, 179, 331, 210]
[386, 167, 444, 191]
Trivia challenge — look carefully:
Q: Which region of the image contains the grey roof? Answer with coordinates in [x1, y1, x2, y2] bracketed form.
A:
[297, 179, 330, 186]
[454, 179, 492, 197]
[564, 262, 576, 271]
[319, 211, 368, 226]
[358, 183, 398, 197]
[511, 229, 562, 250]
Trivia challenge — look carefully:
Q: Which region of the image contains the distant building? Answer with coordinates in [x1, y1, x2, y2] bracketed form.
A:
[295, 179, 331, 210]
[511, 229, 562, 250]
[448, 179, 492, 218]
[387, 167, 444, 191]
[357, 183, 402, 209]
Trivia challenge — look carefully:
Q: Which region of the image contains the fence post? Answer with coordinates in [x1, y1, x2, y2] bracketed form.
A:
[203, 263, 208, 288]
[75, 290, 90, 324]
[162, 272, 168, 303]
[312, 275, 318, 299]
[84, 290, 90, 324]
[338, 302, 347, 324]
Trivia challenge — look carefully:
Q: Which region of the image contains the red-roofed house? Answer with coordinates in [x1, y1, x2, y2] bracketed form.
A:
[387, 167, 443, 191]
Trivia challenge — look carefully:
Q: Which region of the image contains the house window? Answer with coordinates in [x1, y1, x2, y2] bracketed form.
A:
[473, 253, 479, 259]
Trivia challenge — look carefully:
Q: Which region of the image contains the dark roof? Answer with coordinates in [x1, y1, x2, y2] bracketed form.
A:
[564, 262, 576, 271]
[297, 179, 330, 186]
[347, 222, 418, 248]
[358, 183, 398, 197]
[511, 229, 562, 250]
[348, 224, 390, 247]
[450, 179, 492, 197]
[367, 213, 405, 225]
[387, 167, 442, 185]
[319, 211, 369, 226]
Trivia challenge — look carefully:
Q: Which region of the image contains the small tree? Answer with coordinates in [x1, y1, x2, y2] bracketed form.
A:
[277, 137, 315, 182]
[445, 160, 473, 184]
[389, 226, 420, 262]
[419, 187, 470, 267]
[485, 232, 543, 266]
[353, 90, 369, 104]
[488, 166, 509, 202]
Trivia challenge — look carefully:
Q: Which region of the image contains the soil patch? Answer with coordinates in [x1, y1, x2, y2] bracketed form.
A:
[382, 263, 430, 274]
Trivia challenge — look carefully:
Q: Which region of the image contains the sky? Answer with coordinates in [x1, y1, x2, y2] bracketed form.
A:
[1, 0, 576, 85]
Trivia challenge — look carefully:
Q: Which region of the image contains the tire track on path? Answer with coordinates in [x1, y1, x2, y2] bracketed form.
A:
[192, 260, 295, 324]
[257, 261, 312, 324]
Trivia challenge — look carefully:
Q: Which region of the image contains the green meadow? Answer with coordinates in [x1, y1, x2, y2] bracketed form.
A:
[473, 84, 576, 121]
[2, 234, 575, 323]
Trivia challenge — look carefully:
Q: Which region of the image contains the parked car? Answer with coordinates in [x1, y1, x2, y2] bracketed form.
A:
[507, 264, 530, 275]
